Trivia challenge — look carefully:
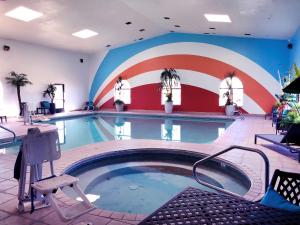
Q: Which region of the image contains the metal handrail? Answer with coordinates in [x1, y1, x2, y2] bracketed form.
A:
[0, 124, 16, 145]
[193, 145, 270, 199]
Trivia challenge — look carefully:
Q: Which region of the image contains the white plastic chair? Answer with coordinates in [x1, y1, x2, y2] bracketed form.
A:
[18, 128, 95, 221]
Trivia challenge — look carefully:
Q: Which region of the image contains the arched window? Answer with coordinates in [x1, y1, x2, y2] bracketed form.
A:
[219, 77, 243, 106]
[161, 79, 181, 105]
[114, 79, 131, 104]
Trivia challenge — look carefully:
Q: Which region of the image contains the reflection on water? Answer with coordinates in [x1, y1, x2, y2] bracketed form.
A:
[161, 119, 181, 141]
[115, 121, 131, 140]
[56, 120, 66, 145]
[2, 115, 233, 154]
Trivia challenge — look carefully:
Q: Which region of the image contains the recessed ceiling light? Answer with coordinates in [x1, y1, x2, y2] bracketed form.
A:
[106, 44, 111, 47]
[125, 21, 132, 25]
[139, 29, 145, 32]
[209, 27, 216, 30]
[244, 33, 251, 36]
[170, 30, 175, 33]
[204, 14, 231, 23]
[164, 17, 170, 20]
[203, 32, 210, 35]
[174, 25, 181, 28]
[72, 29, 98, 39]
[5, 6, 43, 22]
[138, 37, 144, 40]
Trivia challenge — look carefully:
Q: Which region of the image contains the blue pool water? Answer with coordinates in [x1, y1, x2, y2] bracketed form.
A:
[65, 150, 250, 214]
[2, 114, 233, 153]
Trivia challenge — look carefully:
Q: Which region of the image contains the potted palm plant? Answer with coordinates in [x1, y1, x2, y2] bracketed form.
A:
[43, 84, 57, 114]
[223, 72, 235, 116]
[160, 68, 180, 113]
[5, 71, 32, 116]
[114, 77, 125, 112]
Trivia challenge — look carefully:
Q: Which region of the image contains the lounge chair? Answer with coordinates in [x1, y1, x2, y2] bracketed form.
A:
[255, 123, 300, 162]
[265, 169, 300, 208]
[36, 101, 50, 115]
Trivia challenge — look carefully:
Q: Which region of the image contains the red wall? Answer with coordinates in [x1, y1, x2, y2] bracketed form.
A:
[101, 84, 234, 113]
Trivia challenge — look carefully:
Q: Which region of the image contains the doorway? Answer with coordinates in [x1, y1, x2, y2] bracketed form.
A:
[54, 84, 65, 113]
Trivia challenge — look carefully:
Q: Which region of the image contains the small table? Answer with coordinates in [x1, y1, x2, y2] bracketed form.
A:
[36, 107, 48, 115]
[139, 187, 300, 225]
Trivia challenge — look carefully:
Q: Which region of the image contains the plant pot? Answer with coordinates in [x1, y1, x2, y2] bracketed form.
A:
[115, 103, 124, 112]
[225, 105, 235, 116]
[165, 101, 173, 114]
[49, 103, 56, 114]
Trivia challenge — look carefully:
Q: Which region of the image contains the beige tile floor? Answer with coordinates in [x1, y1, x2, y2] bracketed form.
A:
[0, 111, 299, 225]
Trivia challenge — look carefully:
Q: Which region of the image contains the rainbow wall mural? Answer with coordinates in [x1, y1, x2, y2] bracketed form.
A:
[89, 33, 290, 114]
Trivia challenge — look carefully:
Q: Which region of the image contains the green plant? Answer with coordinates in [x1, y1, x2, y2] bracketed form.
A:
[43, 84, 57, 103]
[293, 63, 300, 78]
[5, 71, 32, 115]
[115, 76, 124, 91]
[223, 71, 235, 106]
[160, 68, 180, 102]
[113, 76, 125, 106]
[114, 99, 124, 105]
[281, 110, 300, 126]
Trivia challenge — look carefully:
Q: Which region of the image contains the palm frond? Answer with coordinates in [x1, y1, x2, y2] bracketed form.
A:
[5, 71, 32, 87]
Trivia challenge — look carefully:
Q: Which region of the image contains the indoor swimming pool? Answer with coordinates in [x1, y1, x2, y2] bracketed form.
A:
[1, 114, 233, 154]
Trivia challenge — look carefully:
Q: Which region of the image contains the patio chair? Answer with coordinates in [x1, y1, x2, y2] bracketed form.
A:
[83, 101, 95, 111]
[233, 103, 244, 120]
[254, 123, 300, 162]
[36, 101, 50, 115]
[18, 128, 95, 221]
[260, 169, 300, 211]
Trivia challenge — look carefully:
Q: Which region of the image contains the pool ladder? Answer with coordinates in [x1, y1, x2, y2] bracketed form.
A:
[192, 145, 270, 199]
[0, 124, 16, 147]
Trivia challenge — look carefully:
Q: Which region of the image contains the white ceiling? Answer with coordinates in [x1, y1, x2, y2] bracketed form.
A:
[0, 0, 300, 54]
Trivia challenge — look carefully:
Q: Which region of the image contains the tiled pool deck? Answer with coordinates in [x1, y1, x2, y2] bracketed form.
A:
[0, 111, 299, 225]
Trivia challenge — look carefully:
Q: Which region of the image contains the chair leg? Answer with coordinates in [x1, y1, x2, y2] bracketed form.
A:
[46, 184, 95, 221]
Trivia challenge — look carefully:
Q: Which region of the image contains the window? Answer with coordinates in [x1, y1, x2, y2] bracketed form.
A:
[161, 79, 181, 105]
[219, 77, 243, 106]
[114, 79, 131, 104]
[53, 84, 64, 112]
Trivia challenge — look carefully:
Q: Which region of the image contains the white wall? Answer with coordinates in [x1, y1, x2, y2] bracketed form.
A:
[87, 49, 108, 92]
[0, 38, 91, 116]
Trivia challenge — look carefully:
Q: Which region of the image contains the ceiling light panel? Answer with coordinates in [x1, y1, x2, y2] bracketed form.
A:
[204, 14, 231, 23]
[5, 6, 43, 22]
[72, 29, 98, 39]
